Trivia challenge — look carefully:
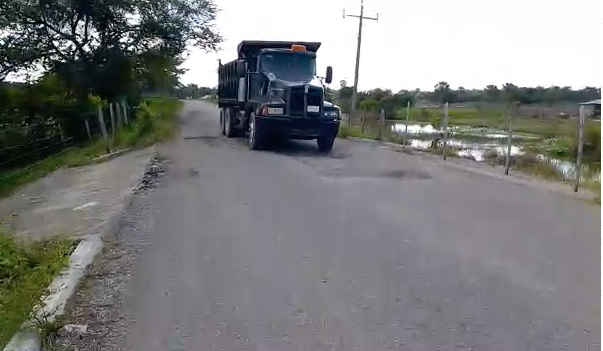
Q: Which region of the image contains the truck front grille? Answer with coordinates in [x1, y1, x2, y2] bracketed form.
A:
[288, 86, 323, 118]
[289, 87, 305, 117]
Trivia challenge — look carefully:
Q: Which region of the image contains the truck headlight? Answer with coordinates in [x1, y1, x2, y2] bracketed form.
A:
[324, 110, 339, 118]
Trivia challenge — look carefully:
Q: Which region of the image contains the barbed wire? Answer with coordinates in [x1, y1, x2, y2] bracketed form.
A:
[0, 123, 53, 133]
[0, 135, 60, 153]
[0, 137, 73, 167]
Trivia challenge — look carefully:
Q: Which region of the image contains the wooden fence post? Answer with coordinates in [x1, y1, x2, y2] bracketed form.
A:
[122, 101, 129, 125]
[504, 104, 514, 175]
[442, 102, 449, 160]
[115, 101, 122, 130]
[405, 100, 410, 134]
[97, 105, 110, 152]
[361, 109, 367, 134]
[109, 102, 116, 142]
[574, 105, 585, 192]
[84, 119, 92, 140]
[58, 123, 67, 149]
[378, 109, 385, 141]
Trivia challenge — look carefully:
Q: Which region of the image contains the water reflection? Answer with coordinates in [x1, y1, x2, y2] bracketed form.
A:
[389, 122, 600, 181]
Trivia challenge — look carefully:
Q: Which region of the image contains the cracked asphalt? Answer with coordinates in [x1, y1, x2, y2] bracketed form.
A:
[55, 100, 600, 351]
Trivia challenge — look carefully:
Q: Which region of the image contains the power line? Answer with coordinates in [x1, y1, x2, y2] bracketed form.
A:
[343, 0, 378, 126]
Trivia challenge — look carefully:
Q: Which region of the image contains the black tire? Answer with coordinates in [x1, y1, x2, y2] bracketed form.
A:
[224, 108, 236, 138]
[317, 135, 335, 153]
[248, 113, 264, 150]
[219, 108, 225, 135]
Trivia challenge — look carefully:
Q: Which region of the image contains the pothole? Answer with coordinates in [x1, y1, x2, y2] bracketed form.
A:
[136, 156, 166, 192]
[379, 169, 432, 180]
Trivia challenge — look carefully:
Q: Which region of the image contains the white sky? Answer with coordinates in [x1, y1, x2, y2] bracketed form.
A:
[181, 0, 602, 92]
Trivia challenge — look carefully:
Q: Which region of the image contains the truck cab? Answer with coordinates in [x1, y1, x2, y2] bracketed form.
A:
[218, 41, 341, 152]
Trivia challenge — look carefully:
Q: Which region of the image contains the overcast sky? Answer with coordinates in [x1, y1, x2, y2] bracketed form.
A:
[181, 0, 602, 92]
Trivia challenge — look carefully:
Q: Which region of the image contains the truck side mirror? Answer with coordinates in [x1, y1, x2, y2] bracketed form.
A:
[325, 66, 333, 84]
[236, 61, 246, 77]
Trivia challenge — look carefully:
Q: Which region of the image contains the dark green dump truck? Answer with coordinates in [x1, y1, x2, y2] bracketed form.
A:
[217, 41, 341, 152]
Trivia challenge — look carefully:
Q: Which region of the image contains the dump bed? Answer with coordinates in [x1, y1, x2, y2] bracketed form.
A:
[237, 41, 321, 59]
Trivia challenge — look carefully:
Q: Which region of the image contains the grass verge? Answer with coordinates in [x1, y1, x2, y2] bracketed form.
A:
[0, 98, 182, 199]
[0, 232, 72, 349]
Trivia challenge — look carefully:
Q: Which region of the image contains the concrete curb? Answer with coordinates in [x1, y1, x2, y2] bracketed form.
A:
[3, 146, 156, 351]
[91, 148, 132, 164]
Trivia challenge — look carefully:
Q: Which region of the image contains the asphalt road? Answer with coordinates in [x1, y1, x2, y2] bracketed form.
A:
[102, 100, 600, 350]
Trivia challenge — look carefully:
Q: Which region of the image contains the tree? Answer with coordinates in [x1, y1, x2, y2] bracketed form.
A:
[502, 83, 520, 103]
[0, 0, 222, 99]
[434, 81, 454, 103]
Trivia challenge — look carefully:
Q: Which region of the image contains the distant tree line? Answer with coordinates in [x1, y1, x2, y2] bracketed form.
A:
[334, 80, 601, 115]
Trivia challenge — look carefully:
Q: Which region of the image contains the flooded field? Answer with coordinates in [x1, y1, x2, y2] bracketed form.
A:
[359, 120, 601, 182]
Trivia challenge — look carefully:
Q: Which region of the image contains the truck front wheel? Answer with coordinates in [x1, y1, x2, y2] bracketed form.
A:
[317, 134, 335, 153]
[248, 113, 264, 150]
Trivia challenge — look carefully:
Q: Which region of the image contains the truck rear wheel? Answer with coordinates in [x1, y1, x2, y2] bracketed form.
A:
[220, 108, 225, 135]
[248, 113, 264, 150]
[224, 107, 236, 138]
[317, 134, 335, 153]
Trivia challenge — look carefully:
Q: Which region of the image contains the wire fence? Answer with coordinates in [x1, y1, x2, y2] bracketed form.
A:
[0, 101, 134, 172]
[345, 103, 596, 192]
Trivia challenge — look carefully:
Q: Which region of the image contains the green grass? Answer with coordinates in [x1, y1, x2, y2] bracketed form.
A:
[0, 232, 72, 348]
[0, 98, 182, 199]
[483, 152, 565, 181]
[395, 106, 597, 139]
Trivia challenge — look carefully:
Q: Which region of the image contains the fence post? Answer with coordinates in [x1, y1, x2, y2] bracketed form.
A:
[442, 102, 449, 160]
[574, 105, 585, 192]
[405, 100, 410, 134]
[97, 105, 110, 152]
[84, 119, 92, 140]
[115, 101, 122, 130]
[378, 109, 385, 141]
[504, 104, 514, 175]
[109, 103, 116, 142]
[361, 108, 367, 134]
[58, 123, 67, 149]
[122, 101, 129, 125]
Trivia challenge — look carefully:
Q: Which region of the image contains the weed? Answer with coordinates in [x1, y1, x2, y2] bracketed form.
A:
[0, 232, 72, 348]
[338, 125, 365, 139]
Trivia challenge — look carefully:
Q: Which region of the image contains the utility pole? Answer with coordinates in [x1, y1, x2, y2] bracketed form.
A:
[344, 0, 378, 126]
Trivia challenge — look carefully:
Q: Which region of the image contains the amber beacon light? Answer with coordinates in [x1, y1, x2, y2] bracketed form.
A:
[291, 44, 306, 52]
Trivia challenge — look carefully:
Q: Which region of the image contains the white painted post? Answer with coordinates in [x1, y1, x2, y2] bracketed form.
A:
[442, 102, 449, 160]
[574, 105, 585, 192]
[405, 100, 410, 134]
[504, 105, 513, 175]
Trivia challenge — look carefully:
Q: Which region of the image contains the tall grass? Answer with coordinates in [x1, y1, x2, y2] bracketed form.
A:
[0, 232, 72, 348]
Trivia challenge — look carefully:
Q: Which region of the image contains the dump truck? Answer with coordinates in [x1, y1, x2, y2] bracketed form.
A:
[217, 41, 341, 152]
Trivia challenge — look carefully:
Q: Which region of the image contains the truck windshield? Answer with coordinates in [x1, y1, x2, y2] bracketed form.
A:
[259, 52, 316, 82]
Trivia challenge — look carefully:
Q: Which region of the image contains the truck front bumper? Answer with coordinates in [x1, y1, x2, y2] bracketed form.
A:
[255, 115, 340, 139]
